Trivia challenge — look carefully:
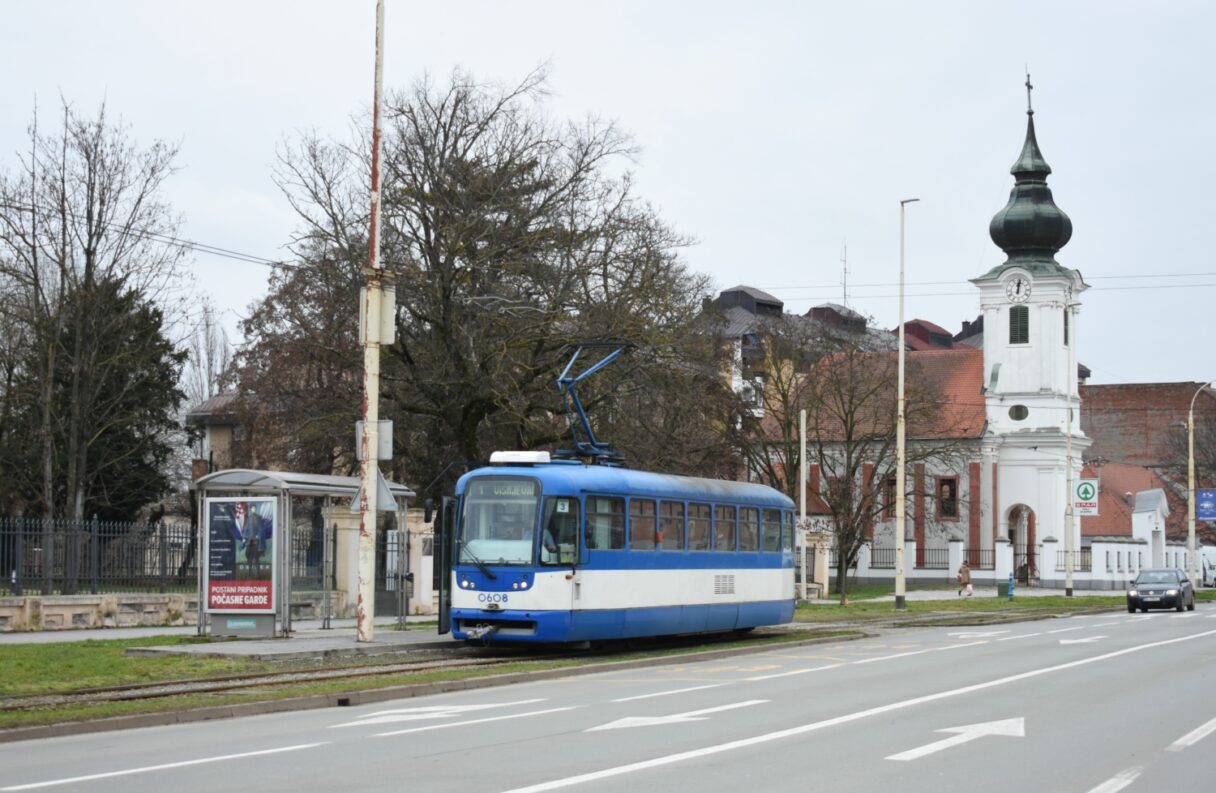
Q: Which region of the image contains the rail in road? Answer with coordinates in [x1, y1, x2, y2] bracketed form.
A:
[3, 610, 1216, 792]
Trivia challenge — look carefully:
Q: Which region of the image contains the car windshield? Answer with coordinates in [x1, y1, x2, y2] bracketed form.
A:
[1135, 571, 1179, 585]
[457, 477, 539, 566]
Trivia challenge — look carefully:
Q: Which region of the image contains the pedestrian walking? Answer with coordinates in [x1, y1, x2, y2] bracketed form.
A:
[957, 560, 973, 597]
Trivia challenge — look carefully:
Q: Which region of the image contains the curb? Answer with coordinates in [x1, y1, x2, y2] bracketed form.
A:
[0, 631, 866, 744]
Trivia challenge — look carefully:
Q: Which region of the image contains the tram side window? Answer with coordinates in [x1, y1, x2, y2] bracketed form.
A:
[688, 503, 711, 551]
[739, 507, 760, 551]
[714, 505, 737, 551]
[629, 499, 657, 550]
[659, 501, 685, 551]
[586, 496, 625, 550]
[782, 511, 795, 552]
[762, 509, 782, 552]
[540, 497, 580, 565]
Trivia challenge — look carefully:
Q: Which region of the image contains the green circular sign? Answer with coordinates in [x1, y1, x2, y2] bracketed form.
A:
[1077, 482, 1096, 500]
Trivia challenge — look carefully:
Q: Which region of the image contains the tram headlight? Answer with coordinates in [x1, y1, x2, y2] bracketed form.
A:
[519, 580, 528, 589]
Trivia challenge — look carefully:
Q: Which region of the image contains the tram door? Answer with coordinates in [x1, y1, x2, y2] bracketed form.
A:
[434, 496, 456, 635]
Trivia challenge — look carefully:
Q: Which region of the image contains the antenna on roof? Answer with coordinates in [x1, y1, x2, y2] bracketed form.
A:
[840, 242, 849, 307]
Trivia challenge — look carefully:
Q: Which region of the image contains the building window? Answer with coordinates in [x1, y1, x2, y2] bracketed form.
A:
[1009, 404, 1029, 421]
[883, 477, 897, 520]
[1063, 309, 1069, 346]
[936, 477, 959, 520]
[1009, 305, 1029, 344]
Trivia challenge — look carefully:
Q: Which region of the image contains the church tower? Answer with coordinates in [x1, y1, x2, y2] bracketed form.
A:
[971, 79, 1089, 577]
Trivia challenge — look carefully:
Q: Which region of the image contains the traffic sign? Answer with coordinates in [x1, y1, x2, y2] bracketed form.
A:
[1074, 479, 1099, 516]
[1199, 489, 1216, 521]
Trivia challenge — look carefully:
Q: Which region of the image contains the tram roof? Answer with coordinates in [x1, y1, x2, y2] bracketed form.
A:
[458, 461, 794, 508]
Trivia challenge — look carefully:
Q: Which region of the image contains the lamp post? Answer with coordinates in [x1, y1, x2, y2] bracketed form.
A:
[895, 197, 918, 611]
[1063, 293, 1077, 597]
[1188, 381, 1213, 586]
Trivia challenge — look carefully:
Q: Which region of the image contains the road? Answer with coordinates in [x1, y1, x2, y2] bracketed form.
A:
[3, 607, 1215, 793]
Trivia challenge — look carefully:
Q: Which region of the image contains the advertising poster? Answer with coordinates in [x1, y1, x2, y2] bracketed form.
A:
[205, 497, 276, 613]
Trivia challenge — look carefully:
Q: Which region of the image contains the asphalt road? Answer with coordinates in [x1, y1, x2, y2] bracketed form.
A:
[3, 607, 1215, 793]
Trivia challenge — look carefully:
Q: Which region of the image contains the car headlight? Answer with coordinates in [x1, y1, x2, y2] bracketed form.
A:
[1128, 589, 1137, 597]
[1166, 589, 1178, 596]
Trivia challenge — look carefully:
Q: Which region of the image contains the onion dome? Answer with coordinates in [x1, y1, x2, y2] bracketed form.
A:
[988, 107, 1072, 264]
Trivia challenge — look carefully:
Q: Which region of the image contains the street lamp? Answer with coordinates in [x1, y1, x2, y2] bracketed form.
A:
[895, 197, 918, 611]
[1188, 381, 1213, 587]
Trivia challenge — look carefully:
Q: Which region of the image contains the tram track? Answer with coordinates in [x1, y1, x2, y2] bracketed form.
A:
[1, 628, 812, 714]
[1, 651, 591, 712]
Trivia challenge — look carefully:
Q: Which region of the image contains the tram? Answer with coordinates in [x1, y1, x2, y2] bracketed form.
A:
[434, 450, 796, 645]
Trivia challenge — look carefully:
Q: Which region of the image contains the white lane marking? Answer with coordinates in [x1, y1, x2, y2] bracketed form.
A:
[588, 700, 767, 731]
[1047, 626, 1088, 634]
[1169, 613, 1197, 619]
[853, 640, 987, 665]
[886, 717, 1024, 761]
[333, 698, 546, 727]
[377, 706, 576, 736]
[946, 630, 1010, 638]
[1091, 622, 1117, 628]
[494, 629, 1216, 793]
[613, 685, 722, 702]
[1084, 766, 1142, 793]
[1168, 715, 1216, 751]
[1060, 636, 1107, 645]
[746, 663, 843, 680]
[997, 633, 1041, 641]
[1128, 615, 1151, 622]
[0, 743, 325, 791]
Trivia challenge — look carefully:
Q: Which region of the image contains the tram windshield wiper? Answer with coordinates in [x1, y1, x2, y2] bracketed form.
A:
[458, 540, 497, 579]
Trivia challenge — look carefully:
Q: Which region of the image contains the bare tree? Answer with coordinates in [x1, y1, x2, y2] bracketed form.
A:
[0, 99, 187, 532]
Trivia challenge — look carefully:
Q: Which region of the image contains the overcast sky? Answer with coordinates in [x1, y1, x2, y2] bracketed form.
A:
[3, 1, 1213, 386]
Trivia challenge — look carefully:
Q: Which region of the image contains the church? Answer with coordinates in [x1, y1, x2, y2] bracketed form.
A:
[719, 90, 1214, 590]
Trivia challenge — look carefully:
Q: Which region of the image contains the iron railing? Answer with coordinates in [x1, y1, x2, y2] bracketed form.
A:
[918, 547, 949, 570]
[965, 548, 995, 570]
[1, 516, 196, 596]
[870, 547, 895, 569]
[1056, 547, 1093, 573]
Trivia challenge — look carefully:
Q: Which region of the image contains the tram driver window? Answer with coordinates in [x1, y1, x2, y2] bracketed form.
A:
[540, 497, 580, 565]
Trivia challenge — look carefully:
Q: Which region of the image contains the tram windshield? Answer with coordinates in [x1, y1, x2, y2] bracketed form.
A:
[458, 477, 539, 565]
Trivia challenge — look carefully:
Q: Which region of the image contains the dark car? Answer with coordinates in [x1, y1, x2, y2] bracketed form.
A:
[1127, 568, 1196, 613]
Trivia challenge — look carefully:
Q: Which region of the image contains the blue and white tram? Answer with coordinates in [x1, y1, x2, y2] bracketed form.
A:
[438, 451, 796, 644]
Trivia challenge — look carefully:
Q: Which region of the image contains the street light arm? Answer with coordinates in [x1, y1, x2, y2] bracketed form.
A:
[1187, 381, 1213, 586]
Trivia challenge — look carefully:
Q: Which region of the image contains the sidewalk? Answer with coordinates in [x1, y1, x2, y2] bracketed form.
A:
[0, 615, 458, 659]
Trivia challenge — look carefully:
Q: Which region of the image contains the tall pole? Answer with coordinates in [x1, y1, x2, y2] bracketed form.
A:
[1188, 382, 1212, 587]
[895, 198, 918, 611]
[357, 0, 386, 643]
[800, 408, 807, 602]
[1064, 293, 1075, 597]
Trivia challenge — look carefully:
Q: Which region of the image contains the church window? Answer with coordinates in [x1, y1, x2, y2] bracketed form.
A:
[1063, 310, 1070, 346]
[1009, 305, 1029, 344]
[1009, 404, 1029, 421]
[936, 477, 959, 520]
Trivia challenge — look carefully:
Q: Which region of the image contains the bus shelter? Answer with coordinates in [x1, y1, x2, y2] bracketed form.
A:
[193, 469, 415, 638]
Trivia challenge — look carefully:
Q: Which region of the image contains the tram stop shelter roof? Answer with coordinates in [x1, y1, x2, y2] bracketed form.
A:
[192, 468, 415, 506]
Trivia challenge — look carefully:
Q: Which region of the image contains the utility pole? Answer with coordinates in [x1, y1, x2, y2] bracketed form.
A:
[895, 198, 918, 611]
[357, 0, 389, 642]
[1188, 382, 1212, 587]
[1064, 290, 1075, 597]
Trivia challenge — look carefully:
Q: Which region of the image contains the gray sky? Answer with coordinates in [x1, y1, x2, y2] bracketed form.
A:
[3, 1, 1213, 386]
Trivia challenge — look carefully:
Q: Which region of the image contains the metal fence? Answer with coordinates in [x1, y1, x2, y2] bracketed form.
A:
[918, 547, 949, 570]
[965, 548, 995, 570]
[870, 547, 895, 569]
[1, 516, 197, 596]
[1055, 547, 1093, 573]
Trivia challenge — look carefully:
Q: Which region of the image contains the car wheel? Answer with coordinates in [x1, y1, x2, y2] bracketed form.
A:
[1127, 605, 1135, 613]
[1176, 599, 1185, 612]
[1187, 596, 1195, 611]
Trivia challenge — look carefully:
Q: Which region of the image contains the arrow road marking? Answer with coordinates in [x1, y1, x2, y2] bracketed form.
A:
[377, 706, 576, 736]
[886, 717, 1024, 761]
[588, 700, 767, 731]
[1060, 636, 1107, 645]
[332, 698, 546, 728]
